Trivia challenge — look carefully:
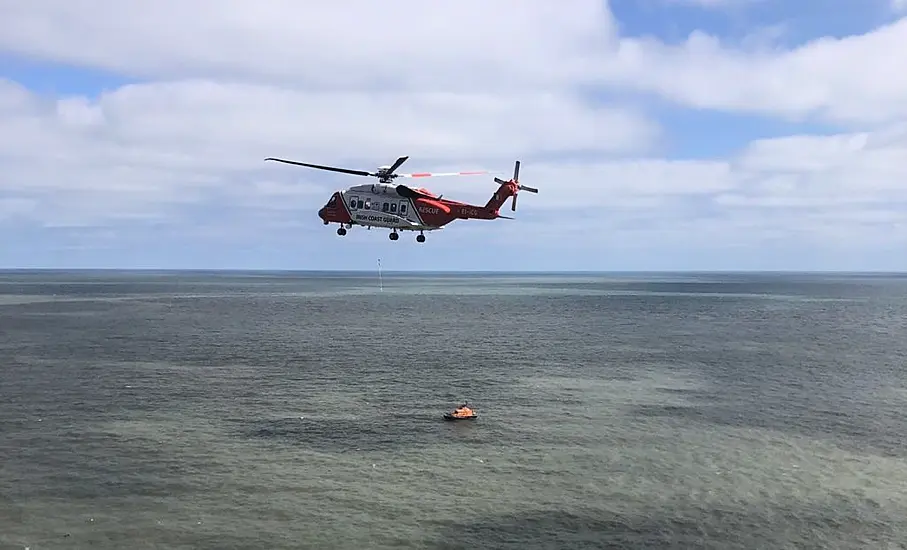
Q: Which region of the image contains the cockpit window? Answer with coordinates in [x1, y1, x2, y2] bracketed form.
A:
[327, 195, 337, 207]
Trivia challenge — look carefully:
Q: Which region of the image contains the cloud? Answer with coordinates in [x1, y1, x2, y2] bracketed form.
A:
[1, 1, 906, 269]
[2, 1, 905, 125]
[2, 77, 657, 167]
[894, 0, 907, 13]
[596, 18, 907, 125]
[0, 0, 615, 93]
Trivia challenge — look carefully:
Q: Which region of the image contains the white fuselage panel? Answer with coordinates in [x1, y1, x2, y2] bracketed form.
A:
[339, 184, 437, 231]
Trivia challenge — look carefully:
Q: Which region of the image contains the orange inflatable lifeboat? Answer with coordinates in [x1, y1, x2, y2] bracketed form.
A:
[443, 402, 477, 421]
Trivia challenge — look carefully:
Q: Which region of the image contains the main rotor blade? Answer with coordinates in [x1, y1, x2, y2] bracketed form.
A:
[386, 156, 409, 175]
[398, 170, 490, 178]
[265, 158, 371, 177]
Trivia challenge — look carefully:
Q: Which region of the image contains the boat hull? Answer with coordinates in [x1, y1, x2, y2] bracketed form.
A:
[443, 413, 477, 421]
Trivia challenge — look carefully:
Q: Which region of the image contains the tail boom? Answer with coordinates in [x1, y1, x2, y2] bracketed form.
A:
[413, 159, 536, 224]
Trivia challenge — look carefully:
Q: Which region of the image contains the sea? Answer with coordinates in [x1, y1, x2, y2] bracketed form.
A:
[1, 270, 907, 549]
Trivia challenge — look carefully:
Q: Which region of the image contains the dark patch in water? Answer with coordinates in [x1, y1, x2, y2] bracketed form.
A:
[653, 387, 716, 402]
[601, 373, 638, 382]
[630, 404, 704, 421]
[430, 504, 903, 549]
[627, 400, 907, 459]
[245, 417, 420, 452]
[242, 416, 503, 453]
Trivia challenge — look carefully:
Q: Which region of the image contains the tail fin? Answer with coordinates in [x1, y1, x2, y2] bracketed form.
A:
[484, 160, 538, 213]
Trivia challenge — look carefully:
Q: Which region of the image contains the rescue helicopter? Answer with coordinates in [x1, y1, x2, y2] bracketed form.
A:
[264, 156, 538, 242]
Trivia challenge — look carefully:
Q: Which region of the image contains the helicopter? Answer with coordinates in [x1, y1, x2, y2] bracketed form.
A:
[264, 156, 538, 242]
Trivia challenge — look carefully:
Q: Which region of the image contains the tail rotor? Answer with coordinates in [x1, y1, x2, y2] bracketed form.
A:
[494, 160, 538, 212]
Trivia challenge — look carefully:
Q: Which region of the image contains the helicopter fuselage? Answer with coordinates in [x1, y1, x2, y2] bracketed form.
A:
[318, 183, 437, 230]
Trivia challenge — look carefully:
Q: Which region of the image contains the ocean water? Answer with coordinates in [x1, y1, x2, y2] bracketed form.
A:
[2, 270, 907, 549]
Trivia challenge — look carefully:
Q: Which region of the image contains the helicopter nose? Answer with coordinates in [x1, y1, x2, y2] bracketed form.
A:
[317, 207, 326, 220]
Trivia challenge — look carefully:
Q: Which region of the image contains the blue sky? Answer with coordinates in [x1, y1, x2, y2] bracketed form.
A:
[1, 0, 906, 271]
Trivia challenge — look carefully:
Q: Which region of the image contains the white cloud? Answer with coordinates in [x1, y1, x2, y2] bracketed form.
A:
[733, 128, 907, 202]
[2, 2, 905, 124]
[596, 19, 907, 125]
[1, 1, 906, 268]
[0, 0, 614, 93]
[894, 0, 907, 13]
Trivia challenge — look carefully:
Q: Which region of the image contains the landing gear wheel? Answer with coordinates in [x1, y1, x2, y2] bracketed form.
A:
[337, 227, 347, 236]
[389, 231, 399, 241]
[416, 234, 426, 243]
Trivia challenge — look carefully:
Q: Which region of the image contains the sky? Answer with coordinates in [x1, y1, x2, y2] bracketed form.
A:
[1, 0, 906, 272]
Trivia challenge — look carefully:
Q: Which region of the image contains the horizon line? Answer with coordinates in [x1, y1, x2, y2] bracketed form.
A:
[1, 268, 905, 275]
